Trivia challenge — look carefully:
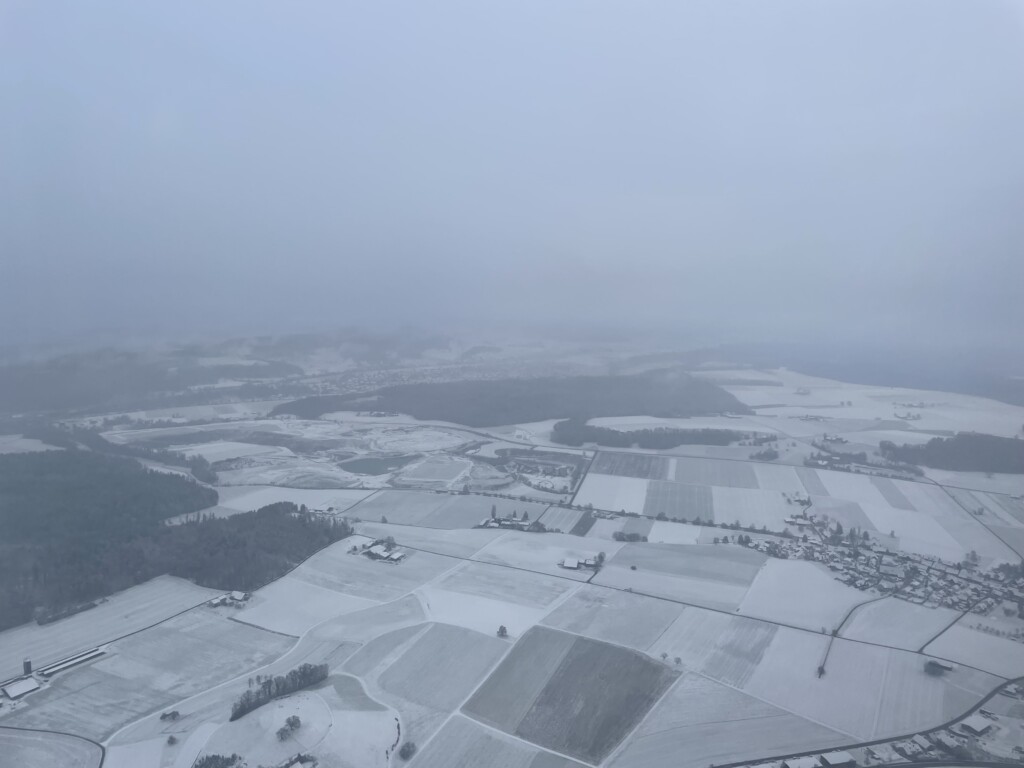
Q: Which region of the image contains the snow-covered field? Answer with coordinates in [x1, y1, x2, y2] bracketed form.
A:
[217, 485, 372, 513]
[237, 578, 378, 636]
[711, 486, 792, 529]
[0, 434, 62, 453]
[573, 473, 649, 514]
[0, 576, 221, 681]
[646, 520, 703, 544]
[924, 623, 1024, 678]
[737, 559, 870, 632]
[840, 597, 959, 651]
[174, 440, 291, 462]
[720, 368, 1024, 439]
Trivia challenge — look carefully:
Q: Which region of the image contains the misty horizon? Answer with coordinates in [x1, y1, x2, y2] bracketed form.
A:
[3, 1, 1024, 350]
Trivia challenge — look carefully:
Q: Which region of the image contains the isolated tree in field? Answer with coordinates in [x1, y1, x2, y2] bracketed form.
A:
[660, 652, 668, 661]
[596, 551, 606, 567]
[491, 505, 496, 520]
[497, 625, 508, 638]
[674, 656, 681, 665]
[399, 741, 417, 760]
[522, 511, 529, 522]
[277, 726, 290, 741]
[286, 715, 301, 730]
[381, 515, 388, 524]
[512, 510, 518, 520]
[167, 735, 178, 745]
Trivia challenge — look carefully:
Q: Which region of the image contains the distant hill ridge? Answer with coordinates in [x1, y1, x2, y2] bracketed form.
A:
[271, 371, 752, 427]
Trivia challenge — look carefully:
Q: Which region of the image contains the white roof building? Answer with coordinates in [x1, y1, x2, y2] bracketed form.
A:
[2, 677, 40, 700]
[819, 750, 855, 767]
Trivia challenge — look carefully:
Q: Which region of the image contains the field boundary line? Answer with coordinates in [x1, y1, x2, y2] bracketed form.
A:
[461, 713, 597, 768]
[0, 724, 106, 768]
[870, 647, 894, 738]
[568, 450, 599, 506]
[600, 666, 688, 767]
[382, 534, 1005, 677]
[835, 593, 888, 637]
[916, 595, 986, 654]
[934, 482, 1024, 564]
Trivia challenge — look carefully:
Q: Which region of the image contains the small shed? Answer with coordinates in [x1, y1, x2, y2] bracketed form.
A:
[783, 757, 819, 768]
[910, 735, 931, 752]
[561, 558, 579, 570]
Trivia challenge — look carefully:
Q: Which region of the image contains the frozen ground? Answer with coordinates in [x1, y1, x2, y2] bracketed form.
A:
[0, 728, 102, 768]
[573, 473, 649, 514]
[840, 597, 959, 651]
[0, 434, 62, 453]
[924, 622, 1024, 678]
[737, 559, 870, 632]
[720, 369, 1024, 439]
[236, 577, 379, 636]
[0, 576, 220, 681]
[217, 485, 372, 513]
[173, 441, 292, 463]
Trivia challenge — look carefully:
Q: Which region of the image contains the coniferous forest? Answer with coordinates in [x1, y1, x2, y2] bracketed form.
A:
[0, 450, 349, 631]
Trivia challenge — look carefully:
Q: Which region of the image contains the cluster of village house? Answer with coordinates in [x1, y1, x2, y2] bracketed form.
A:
[746, 529, 1022, 617]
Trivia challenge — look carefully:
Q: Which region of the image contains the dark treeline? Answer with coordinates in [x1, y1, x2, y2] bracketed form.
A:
[881, 432, 1024, 474]
[551, 418, 745, 449]
[0, 349, 302, 415]
[273, 371, 751, 426]
[230, 662, 329, 720]
[0, 450, 349, 630]
[24, 424, 217, 483]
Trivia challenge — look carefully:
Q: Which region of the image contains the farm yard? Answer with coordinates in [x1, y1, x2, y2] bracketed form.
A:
[472, 531, 622, 581]
[347, 490, 549, 529]
[1, 610, 293, 740]
[0, 575, 221, 681]
[260, 535, 458, 603]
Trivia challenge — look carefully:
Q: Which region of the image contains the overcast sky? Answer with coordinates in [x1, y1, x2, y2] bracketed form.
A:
[2, 1, 1023, 349]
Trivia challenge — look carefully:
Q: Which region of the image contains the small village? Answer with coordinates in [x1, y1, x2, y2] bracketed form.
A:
[742, 508, 1024, 620]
